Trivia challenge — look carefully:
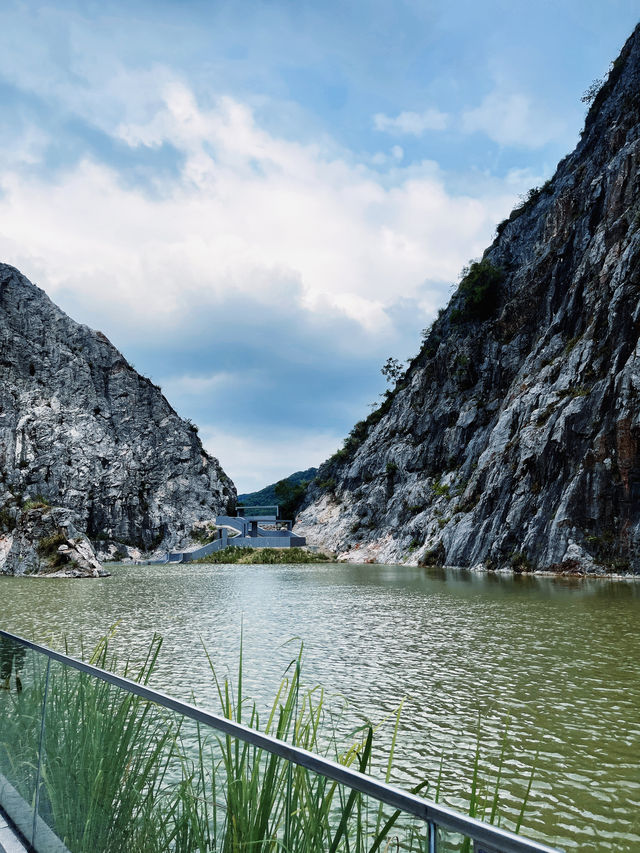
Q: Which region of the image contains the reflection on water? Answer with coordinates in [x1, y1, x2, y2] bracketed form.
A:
[1, 563, 639, 852]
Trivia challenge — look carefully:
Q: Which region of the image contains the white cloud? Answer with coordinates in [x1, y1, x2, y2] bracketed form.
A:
[0, 49, 558, 491]
[0, 80, 521, 339]
[200, 426, 343, 494]
[462, 89, 566, 148]
[160, 371, 238, 397]
[373, 108, 449, 135]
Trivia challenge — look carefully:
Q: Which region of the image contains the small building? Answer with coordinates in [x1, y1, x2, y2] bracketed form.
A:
[164, 505, 306, 563]
[215, 505, 305, 548]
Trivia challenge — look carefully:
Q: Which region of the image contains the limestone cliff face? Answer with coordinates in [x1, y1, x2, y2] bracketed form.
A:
[0, 264, 235, 553]
[297, 25, 640, 573]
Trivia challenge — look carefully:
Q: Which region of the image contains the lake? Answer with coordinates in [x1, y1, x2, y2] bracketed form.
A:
[0, 562, 638, 852]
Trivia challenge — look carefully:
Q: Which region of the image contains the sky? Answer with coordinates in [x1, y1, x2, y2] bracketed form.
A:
[0, 1, 638, 492]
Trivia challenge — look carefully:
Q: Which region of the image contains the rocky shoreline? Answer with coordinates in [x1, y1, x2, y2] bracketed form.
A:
[0, 504, 109, 578]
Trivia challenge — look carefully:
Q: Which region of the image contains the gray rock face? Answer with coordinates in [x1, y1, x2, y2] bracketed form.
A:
[297, 25, 640, 574]
[0, 265, 236, 552]
[1, 504, 109, 577]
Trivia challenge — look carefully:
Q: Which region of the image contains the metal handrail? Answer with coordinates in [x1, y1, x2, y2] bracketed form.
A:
[0, 630, 561, 853]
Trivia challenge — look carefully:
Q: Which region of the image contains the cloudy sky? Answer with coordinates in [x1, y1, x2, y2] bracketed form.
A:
[0, 1, 637, 491]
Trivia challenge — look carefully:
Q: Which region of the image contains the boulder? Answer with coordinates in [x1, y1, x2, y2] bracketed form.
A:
[0, 504, 109, 578]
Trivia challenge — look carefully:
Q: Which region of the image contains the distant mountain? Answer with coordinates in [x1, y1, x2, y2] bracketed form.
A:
[297, 24, 640, 573]
[239, 468, 318, 517]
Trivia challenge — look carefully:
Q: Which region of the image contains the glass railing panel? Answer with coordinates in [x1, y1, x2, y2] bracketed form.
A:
[0, 633, 559, 853]
[171, 717, 431, 852]
[33, 657, 183, 853]
[434, 826, 468, 852]
[0, 635, 49, 845]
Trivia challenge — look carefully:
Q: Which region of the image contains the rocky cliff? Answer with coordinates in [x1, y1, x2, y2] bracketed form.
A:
[1, 503, 110, 578]
[0, 263, 235, 562]
[297, 24, 640, 574]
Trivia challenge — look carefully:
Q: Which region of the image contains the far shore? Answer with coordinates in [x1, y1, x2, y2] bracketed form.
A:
[99, 552, 640, 581]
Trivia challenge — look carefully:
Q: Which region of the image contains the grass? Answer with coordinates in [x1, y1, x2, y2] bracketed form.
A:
[192, 546, 333, 564]
[0, 633, 537, 852]
[459, 715, 538, 853]
[41, 636, 175, 852]
[430, 479, 450, 498]
[190, 524, 219, 545]
[23, 495, 52, 511]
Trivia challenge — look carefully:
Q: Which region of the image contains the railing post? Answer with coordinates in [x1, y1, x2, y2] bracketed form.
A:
[32, 656, 51, 848]
[283, 657, 300, 850]
[428, 819, 437, 853]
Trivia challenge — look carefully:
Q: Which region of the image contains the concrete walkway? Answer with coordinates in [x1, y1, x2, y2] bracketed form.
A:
[0, 809, 27, 853]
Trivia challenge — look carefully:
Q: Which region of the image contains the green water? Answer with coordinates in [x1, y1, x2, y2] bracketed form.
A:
[0, 562, 638, 852]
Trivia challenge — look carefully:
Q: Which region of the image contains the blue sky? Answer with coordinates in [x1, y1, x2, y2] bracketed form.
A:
[0, 1, 638, 491]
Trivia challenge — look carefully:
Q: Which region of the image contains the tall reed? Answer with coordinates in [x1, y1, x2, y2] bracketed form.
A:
[164, 635, 432, 852]
[0, 634, 177, 852]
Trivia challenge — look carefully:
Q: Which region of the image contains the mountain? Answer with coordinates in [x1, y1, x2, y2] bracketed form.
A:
[296, 24, 640, 574]
[0, 264, 235, 556]
[239, 468, 318, 520]
[238, 468, 318, 508]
